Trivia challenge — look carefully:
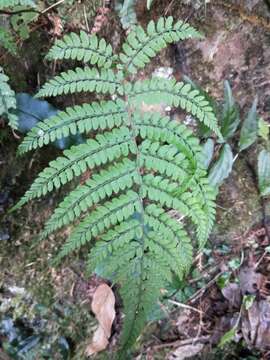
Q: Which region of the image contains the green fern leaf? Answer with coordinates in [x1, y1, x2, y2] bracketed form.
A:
[46, 31, 115, 68]
[14, 17, 220, 357]
[12, 127, 135, 210]
[55, 190, 141, 262]
[0, 67, 18, 129]
[18, 99, 128, 154]
[41, 159, 139, 239]
[129, 78, 223, 140]
[36, 67, 124, 98]
[118, 16, 203, 74]
[133, 112, 202, 166]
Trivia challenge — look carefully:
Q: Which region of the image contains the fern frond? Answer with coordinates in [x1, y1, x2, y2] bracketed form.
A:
[15, 16, 219, 357]
[129, 78, 223, 140]
[118, 17, 202, 74]
[0, 68, 18, 129]
[18, 99, 127, 154]
[12, 127, 135, 210]
[46, 31, 115, 68]
[36, 67, 123, 98]
[41, 159, 139, 239]
[0, 0, 36, 9]
[55, 190, 141, 261]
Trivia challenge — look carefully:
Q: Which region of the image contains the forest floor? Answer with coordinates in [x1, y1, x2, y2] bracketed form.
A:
[1, 0, 270, 359]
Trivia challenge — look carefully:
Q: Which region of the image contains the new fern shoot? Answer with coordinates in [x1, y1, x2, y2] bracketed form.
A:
[13, 17, 221, 357]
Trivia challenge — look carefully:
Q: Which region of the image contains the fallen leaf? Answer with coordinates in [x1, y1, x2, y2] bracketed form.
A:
[239, 266, 266, 295]
[241, 300, 270, 349]
[168, 343, 204, 360]
[85, 284, 116, 356]
[221, 282, 241, 308]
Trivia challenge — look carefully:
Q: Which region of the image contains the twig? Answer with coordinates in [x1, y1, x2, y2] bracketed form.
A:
[83, 5, 90, 32]
[152, 336, 210, 350]
[164, 0, 176, 16]
[188, 271, 224, 304]
[255, 249, 268, 269]
[168, 299, 205, 315]
[41, 0, 65, 14]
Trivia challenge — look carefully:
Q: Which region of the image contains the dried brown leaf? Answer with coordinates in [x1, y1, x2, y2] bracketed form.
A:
[221, 283, 241, 308]
[85, 284, 116, 356]
[239, 266, 265, 295]
[168, 343, 204, 360]
[242, 300, 270, 350]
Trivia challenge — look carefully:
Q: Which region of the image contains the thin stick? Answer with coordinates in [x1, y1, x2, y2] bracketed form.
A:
[83, 5, 90, 32]
[41, 0, 65, 14]
[152, 336, 210, 350]
[188, 271, 224, 304]
[168, 299, 204, 315]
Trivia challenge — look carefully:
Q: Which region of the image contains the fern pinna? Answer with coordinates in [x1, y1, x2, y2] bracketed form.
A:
[14, 17, 220, 357]
[0, 67, 18, 129]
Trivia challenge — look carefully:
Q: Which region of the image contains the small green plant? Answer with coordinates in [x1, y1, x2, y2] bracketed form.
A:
[14, 17, 221, 356]
[198, 80, 260, 189]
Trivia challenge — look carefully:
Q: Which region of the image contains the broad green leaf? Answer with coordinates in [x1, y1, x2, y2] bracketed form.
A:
[201, 138, 215, 169]
[238, 97, 258, 151]
[218, 327, 236, 348]
[258, 117, 269, 141]
[220, 81, 240, 140]
[258, 149, 270, 197]
[208, 144, 233, 188]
